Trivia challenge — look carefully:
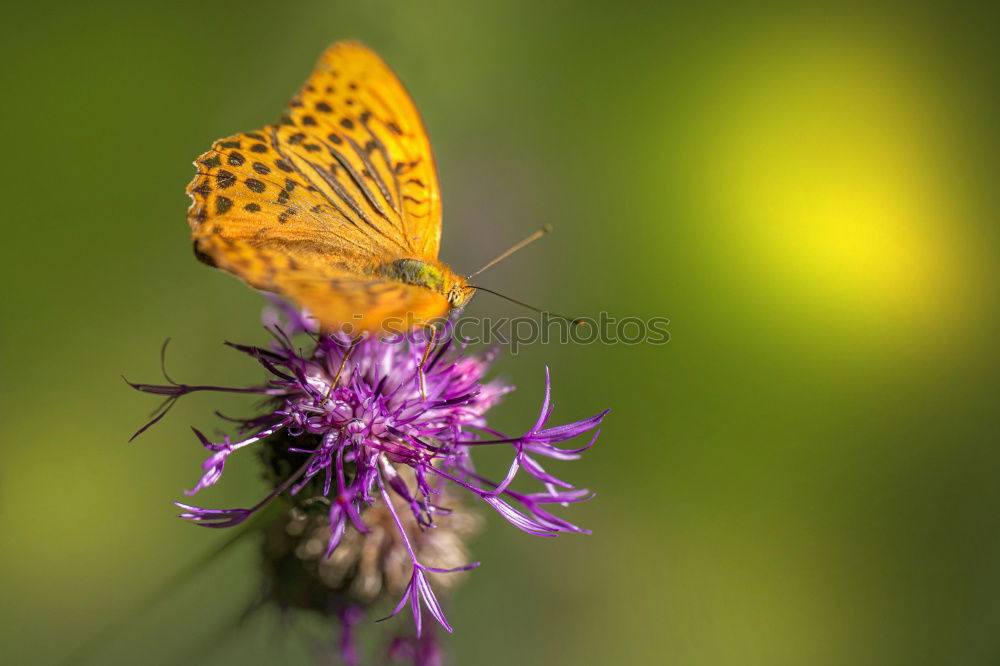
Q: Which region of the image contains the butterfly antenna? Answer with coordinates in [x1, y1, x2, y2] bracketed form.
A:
[465, 285, 587, 326]
[467, 225, 554, 279]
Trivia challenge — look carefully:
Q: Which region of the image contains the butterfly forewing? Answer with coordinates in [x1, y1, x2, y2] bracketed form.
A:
[272, 42, 442, 259]
[184, 42, 449, 332]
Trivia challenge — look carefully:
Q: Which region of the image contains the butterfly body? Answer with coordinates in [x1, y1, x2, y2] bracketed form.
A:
[377, 258, 470, 305]
[186, 42, 471, 334]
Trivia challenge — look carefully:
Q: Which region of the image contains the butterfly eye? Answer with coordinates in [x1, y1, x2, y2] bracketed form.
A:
[447, 287, 467, 307]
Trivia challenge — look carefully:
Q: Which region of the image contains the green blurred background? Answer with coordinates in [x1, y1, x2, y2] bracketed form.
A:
[3, 1, 1000, 664]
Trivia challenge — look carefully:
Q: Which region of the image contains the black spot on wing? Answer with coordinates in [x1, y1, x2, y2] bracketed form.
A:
[216, 170, 236, 188]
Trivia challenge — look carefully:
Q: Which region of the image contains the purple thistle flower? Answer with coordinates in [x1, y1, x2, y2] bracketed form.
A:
[130, 305, 608, 655]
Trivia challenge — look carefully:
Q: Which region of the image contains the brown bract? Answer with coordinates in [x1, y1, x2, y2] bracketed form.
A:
[261, 472, 481, 616]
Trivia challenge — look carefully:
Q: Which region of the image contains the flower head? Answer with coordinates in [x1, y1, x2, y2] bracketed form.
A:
[130, 304, 608, 660]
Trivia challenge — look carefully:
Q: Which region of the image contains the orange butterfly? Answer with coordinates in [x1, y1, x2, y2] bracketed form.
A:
[186, 42, 473, 335]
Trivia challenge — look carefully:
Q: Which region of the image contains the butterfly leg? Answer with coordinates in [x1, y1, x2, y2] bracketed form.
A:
[327, 335, 361, 401]
[417, 325, 438, 402]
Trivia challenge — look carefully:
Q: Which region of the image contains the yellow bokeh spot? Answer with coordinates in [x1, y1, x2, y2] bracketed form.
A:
[696, 27, 974, 338]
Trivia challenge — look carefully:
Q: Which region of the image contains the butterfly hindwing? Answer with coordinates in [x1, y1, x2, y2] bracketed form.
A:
[194, 235, 450, 331]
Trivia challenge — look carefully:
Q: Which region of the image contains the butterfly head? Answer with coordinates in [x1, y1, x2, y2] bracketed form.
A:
[446, 277, 474, 310]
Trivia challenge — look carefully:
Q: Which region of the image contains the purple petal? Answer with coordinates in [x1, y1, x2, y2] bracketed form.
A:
[481, 496, 557, 537]
[414, 570, 452, 633]
[174, 502, 254, 528]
